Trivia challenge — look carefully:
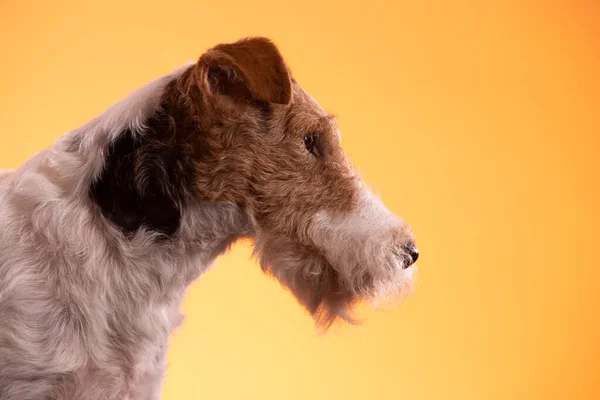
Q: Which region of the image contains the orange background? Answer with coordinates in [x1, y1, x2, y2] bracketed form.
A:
[1, 1, 598, 399]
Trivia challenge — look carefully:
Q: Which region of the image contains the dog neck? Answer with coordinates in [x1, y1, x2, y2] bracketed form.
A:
[5, 64, 255, 303]
[81, 64, 255, 294]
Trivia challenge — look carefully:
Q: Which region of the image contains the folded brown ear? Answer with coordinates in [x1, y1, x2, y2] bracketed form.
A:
[198, 37, 292, 105]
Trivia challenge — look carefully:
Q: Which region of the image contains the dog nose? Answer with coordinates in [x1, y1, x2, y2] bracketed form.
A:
[403, 243, 419, 267]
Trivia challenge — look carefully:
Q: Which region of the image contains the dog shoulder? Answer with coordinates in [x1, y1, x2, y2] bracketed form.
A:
[0, 169, 13, 183]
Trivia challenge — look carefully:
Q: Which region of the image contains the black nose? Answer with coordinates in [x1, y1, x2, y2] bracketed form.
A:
[404, 243, 419, 267]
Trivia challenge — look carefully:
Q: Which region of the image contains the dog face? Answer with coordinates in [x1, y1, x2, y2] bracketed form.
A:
[90, 37, 418, 328]
[181, 38, 418, 327]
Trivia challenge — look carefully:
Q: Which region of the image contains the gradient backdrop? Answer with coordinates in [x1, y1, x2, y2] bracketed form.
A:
[1, 1, 598, 399]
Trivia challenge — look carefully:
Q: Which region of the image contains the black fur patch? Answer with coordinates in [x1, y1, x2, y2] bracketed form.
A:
[90, 106, 196, 237]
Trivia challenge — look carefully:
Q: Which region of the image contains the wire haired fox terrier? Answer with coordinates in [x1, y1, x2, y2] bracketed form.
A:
[0, 37, 419, 399]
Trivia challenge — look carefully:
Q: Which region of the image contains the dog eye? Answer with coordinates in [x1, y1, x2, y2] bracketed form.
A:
[304, 134, 320, 156]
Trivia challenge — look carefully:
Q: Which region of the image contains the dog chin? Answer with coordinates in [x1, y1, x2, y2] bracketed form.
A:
[312, 265, 416, 330]
[367, 264, 417, 308]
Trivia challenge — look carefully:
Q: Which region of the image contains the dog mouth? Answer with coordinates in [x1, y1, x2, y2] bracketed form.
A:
[392, 249, 417, 270]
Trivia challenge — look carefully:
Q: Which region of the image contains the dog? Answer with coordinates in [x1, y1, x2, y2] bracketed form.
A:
[0, 37, 418, 399]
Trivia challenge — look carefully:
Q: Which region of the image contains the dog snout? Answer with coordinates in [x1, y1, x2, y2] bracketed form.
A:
[403, 242, 419, 268]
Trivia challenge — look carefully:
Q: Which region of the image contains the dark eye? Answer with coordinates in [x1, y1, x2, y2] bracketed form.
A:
[304, 134, 319, 156]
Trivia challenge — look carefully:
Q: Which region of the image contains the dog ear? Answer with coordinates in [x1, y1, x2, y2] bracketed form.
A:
[198, 37, 292, 105]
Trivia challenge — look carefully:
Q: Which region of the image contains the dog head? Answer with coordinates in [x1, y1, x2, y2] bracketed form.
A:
[90, 37, 418, 329]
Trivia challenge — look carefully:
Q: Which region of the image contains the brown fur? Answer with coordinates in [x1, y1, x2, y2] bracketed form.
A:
[152, 37, 365, 326]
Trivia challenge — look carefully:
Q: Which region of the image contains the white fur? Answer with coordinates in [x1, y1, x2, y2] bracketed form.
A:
[0, 169, 14, 186]
[311, 187, 415, 301]
[0, 64, 251, 399]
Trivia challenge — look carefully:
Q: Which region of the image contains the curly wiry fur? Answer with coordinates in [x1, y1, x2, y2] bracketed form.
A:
[0, 37, 417, 398]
